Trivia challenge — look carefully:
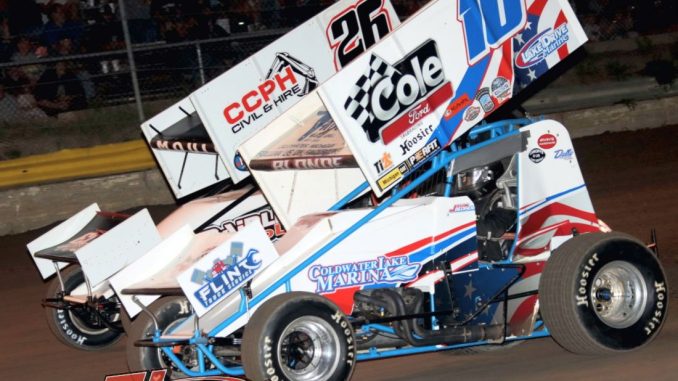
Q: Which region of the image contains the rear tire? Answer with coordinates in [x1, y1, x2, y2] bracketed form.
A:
[540, 232, 668, 354]
[242, 292, 356, 381]
[44, 265, 122, 350]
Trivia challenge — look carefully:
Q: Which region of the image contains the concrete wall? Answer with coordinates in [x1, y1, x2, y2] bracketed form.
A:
[1, 96, 676, 236]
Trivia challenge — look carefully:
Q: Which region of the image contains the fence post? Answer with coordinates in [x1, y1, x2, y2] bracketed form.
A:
[196, 43, 206, 85]
[118, 0, 145, 122]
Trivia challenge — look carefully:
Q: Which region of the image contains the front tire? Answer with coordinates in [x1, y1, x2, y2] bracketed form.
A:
[126, 296, 192, 376]
[242, 292, 356, 381]
[540, 232, 668, 354]
[44, 265, 122, 350]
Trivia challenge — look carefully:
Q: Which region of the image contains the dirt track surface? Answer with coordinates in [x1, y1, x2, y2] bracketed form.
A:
[1, 126, 677, 381]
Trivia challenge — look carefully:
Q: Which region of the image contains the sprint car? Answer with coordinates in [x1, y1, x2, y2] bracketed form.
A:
[26, 0, 668, 379]
[126, 117, 667, 381]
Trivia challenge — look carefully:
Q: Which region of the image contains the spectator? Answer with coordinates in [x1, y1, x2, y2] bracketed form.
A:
[0, 82, 19, 122]
[0, 16, 13, 62]
[10, 36, 45, 83]
[582, 15, 602, 42]
[3, 66, 30, 96]
[42, 4, 85, 51]
[2, 67, 47, 119]
[34, 61, 87, 117]
[123, 0, 157, 43]
[6, 0, 43, 37]
[86, 7, 125, 52]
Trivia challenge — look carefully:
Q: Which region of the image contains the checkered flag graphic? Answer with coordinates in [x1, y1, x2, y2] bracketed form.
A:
[344, 54, 398, 141]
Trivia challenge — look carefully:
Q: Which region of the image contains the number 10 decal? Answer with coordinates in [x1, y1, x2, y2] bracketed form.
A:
[458, 0, 527, 64]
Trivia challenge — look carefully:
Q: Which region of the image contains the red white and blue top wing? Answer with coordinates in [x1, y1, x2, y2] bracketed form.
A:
[317, 0, 587, 196]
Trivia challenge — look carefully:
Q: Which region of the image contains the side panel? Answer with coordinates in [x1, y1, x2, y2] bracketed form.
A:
[27, 203, 100, 279]
[517, 120, 600, 256]
[75, 209, 160, 288]
[140, 98, 230, 199]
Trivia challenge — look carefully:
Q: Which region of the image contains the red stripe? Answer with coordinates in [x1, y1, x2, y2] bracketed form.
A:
[385, 221, 476, 258]
[322, 286, 362, 315]
[497, 40, 514, 83]
[554, 11, 569, 59]
[509, 294, 539, 327]
[528, 0, 548, 16]
[519, 202, 597, 239]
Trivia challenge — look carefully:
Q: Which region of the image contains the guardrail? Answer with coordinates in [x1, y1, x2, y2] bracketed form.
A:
[0, 140, 154, 189]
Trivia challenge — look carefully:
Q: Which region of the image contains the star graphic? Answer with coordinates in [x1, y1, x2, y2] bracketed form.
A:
[464, 281, 476, 299]
[515, 32, 525, 45]
[527, 68, 537, 81]
[525, 21, 533, 30]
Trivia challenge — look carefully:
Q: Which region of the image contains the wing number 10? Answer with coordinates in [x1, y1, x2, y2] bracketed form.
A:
[458, 0, 527, 64]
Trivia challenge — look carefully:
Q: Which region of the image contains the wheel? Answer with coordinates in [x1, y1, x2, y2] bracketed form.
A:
[242, 292, 356, 381]
[126, 296, 193, 377]
[44, 265, 123, 350]
[540, 232, 668, 354]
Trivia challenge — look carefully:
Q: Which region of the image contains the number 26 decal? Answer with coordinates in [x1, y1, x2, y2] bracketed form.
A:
[326, 0, 394, 70]
[458, 0, 527, 64]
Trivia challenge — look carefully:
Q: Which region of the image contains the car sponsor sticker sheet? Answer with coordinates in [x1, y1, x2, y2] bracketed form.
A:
[315, 0, 586, 196]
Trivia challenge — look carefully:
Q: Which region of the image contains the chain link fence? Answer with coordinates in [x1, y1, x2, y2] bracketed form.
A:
[0, 0, 675, 161]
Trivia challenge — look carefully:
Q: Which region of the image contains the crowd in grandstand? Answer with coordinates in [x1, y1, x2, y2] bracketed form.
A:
[0, 0, 674, 122]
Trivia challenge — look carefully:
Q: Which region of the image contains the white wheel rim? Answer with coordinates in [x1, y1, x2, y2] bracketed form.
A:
[278, 316, 341, 381]
[590, 260, 648, 329]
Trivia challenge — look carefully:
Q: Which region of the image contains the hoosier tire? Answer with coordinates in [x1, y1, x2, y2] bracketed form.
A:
[540, 232, 668, 355]
[44, 265, 122, 350]
[242, 292, 356, 381]
[126, 296, 192, 376]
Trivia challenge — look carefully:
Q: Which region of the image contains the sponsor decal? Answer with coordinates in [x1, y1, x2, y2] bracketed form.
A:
[377, 165, 406, 191]
[491, 77, 511, 101]
[404, 139, 440, 169]
[450, 203, 475, 213]
[206, 207, 286, 241]
[475, 87, 495, 113]
[344, 39, 452, 144]
[233, 153, 247, 171]
[538, 133, 557, 149]
[309, 255, 421, 293]
[105, 370, 244, 381]
[373, 151, 393, 174]
[645, 281, 666, 335]
[223, 54, 318, 134]
[326, 0, 394, 70]
[151, 140, 214, 153]
[575, 252, 599, 307]
[444, 93, 472, 120]
[190, 241, 264, 308]
[464, 105, 481, 122]
[528, 148, 545, 163]
[270, 157, 348, 170]
[398, 124, 435, 156]
[554, 148, 574, 161]
[516, 24, 570, 69]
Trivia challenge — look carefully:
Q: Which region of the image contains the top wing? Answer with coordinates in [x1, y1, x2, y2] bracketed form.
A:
[143, 0, 401, 200]
[242, 0, 588, 202]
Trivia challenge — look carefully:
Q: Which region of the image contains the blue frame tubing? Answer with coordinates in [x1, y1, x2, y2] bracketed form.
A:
[150, 119, 539, 376]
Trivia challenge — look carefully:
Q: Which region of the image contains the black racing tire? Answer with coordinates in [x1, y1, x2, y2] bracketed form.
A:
[44, 265, 123, 350]
[540, 232, 668, 354]
[126, 296, 193, 377]
[242, 292, 357, 381]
